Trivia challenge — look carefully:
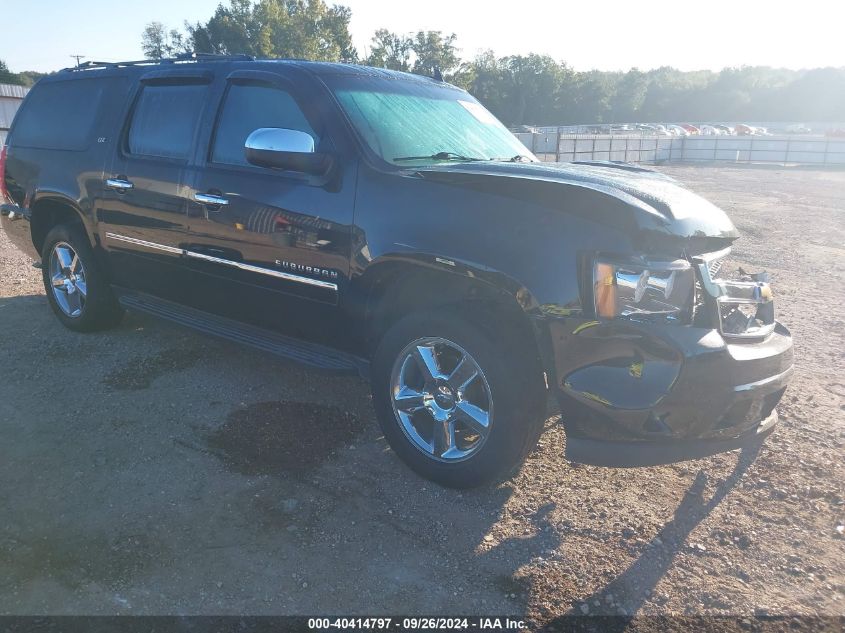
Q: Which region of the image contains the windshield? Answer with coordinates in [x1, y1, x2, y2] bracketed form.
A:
[326, 75, 535, 166]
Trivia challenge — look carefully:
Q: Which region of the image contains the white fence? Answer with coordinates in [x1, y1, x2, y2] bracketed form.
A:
[514, 132, 845, 166]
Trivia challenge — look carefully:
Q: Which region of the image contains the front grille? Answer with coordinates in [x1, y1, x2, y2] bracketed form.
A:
[708, 258, 723, 279]
[692, 278, 709, 326]
[692, 249, 729, 328]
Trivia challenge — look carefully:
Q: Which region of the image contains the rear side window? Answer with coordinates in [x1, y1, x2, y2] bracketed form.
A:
[211, 83, 318, 166]
[128, 84, 208, 160]
[10, 79, 111, 151]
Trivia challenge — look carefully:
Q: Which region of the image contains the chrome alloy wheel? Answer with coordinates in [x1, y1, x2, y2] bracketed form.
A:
[390, 337, 493, 462]
[49, 241, 87, 318]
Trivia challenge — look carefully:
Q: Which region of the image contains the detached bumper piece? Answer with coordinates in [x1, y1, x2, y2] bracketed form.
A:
[567, 409, 779, 468]
[565, 397, 783, 468]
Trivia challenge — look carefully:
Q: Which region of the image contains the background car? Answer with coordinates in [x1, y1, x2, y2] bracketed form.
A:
[787, 124, 812, 134]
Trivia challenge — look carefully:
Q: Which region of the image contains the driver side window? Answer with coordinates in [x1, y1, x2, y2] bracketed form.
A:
[211, 83, 319, 167]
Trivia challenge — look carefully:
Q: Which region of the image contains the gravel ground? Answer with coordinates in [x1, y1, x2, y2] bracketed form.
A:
[0, 165, 843, 627]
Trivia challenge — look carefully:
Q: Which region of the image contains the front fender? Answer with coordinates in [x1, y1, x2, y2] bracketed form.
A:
[351, 251, 561, 388]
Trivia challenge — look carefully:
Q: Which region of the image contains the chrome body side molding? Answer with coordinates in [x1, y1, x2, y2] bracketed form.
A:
[104, 232, 339, 291]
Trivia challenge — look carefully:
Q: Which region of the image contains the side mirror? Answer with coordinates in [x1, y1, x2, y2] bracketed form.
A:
[244, 128, 332, 175]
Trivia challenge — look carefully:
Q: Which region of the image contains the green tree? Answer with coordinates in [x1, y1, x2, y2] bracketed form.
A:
[449, 50, 496, 94]
[319, 4, 357, 62]
[365, 29, 458, 78]
[365, 29, 412, 71]
[775, 67, 845, 122]
[140, 3, 845, 126]
[141, 22, 168, 59]
[570, 71, 614, 124]
[610, 69, 648, 122]
[141, 21, 192, 59]
[186, 0, 356, 62]
[17, 71, 46, 87]
[461, 54, 573, 126]
[410, 31, 459, 77]
[0, 59, 24, 85]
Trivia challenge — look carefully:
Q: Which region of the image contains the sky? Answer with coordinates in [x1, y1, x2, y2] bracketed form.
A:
[3, 0, 844, 74]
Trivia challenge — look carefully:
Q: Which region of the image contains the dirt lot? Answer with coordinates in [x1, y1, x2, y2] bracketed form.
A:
[0, 165, 843, 626]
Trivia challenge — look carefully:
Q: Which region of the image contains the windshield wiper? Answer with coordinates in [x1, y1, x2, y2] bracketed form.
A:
[393, 151, 485, 163]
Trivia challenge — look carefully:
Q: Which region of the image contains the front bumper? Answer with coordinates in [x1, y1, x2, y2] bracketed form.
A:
[547, 318, 793, 467]
[566, 409, 780, 467]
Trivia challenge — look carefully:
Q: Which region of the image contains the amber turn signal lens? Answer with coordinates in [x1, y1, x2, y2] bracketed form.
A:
[594, 262, 617, 318]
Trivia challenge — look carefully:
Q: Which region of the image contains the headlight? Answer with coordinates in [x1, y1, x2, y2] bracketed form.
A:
[593, 257, 694, 323]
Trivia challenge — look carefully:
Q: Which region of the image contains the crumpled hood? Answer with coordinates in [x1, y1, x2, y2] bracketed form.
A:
[414, 160, 739, 244]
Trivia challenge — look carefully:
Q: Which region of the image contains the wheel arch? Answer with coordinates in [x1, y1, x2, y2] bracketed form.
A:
[357, 256, 550, 384]
[29, 196, 94, 255]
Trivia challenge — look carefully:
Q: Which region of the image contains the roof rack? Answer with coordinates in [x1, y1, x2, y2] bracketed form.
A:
[61, 52, 255, 73]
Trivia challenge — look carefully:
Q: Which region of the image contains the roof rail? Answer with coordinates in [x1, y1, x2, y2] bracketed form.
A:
[60, 52, 255, 73]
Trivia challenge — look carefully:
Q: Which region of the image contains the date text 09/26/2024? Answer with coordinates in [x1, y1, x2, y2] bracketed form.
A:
[307, 617, 527, 630]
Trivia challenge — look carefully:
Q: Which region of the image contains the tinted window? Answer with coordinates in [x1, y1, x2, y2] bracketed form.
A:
[211, 83, 318, 166]
[11, 78, 116, 151]
[128, 84, 208, 159]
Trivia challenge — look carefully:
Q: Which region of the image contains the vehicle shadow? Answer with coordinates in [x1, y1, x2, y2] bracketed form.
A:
[0, 292, 765, 616]
[0, 293, 532, 613]
[539, 443, 762, 630]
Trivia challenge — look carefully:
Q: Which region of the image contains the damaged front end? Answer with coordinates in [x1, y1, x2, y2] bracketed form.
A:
[551, 246, 793, 467]
[693, 249, 776, 339]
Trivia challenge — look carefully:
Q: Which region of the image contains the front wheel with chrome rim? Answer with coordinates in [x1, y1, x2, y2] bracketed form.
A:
[373, 308, 546, 488]
[41, 223, 123, 332]
[391, 337, 493, 463]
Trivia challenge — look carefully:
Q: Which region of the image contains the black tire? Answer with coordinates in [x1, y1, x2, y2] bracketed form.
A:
[372, 308, 546, 488]
[41, 223, 124, 332]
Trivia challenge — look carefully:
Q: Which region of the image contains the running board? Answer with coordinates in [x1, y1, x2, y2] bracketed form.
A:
[116, 290, 369, 376]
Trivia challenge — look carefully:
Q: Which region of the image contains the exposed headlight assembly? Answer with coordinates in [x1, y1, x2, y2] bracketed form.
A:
[695, 251, 776, 339]
[593, 257, 694, 323]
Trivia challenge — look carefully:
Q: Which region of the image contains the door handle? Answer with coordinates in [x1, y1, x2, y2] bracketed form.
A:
[106, 177, 134, 192]
[194, 192, 229, 208]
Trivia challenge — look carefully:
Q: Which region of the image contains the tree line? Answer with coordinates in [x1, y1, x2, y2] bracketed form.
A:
[135, 0, 844, 125]
[0, 60, 43, 88]
[3, 0, 843, 126]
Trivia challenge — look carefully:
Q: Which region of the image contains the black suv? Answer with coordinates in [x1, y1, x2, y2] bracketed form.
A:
[1, 55, 793, 487]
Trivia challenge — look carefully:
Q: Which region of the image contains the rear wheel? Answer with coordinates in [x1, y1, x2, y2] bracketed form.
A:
[372, 309, 546, 488]
[41, 224, 123, 332]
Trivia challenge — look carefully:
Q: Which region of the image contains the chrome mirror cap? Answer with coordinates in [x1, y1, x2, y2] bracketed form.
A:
[245, 128, 315, 154]
[244, 127, 332, 175]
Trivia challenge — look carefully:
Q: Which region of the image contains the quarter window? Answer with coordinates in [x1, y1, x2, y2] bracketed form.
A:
[211, 83, 318, 166]
[11, 78, 127, 151]
[127, 84, 208, 160]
